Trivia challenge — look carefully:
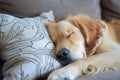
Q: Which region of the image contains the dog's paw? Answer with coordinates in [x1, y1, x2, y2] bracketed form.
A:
[47, 70, 75, 80]
[47, 66, 79, 80]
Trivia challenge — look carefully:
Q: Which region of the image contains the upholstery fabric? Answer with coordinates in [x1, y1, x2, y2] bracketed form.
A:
[101, 0, 120, 21]
[77, 71, 120, 80]
[0, 0, 101, 20]
[0, 11, 61, 80]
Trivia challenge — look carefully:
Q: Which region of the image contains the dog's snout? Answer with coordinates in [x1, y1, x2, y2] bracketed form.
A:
[57, 48, 69, 59]
[56, 48, 74, 65]
[61, 48, 69, 57]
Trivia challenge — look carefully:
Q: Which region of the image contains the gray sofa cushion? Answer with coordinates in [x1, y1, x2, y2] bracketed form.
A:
[101, 0, 120, 21]
[0, 0, 101, 20]
[77, 71, 120, 80]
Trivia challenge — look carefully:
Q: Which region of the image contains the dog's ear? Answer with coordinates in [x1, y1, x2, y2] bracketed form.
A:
[67, 15, 108, 55]
[45, 21, 56, 28]
[45, 21, 57, 42]
[87, 20, 108, 55]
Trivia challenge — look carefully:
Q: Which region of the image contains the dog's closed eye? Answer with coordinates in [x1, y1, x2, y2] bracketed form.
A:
[66, 32, 73, 38]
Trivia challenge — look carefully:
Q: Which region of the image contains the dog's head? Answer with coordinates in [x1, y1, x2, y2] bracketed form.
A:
[45, 14, 107, 65]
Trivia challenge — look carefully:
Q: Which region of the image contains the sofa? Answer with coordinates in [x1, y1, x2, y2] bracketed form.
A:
[0, 0, 120, 80]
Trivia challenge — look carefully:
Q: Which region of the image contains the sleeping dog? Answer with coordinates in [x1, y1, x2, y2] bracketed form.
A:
[45, 14, 120, 80]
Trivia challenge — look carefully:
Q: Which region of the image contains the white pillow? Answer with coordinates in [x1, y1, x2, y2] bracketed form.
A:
[0, 11, 61, 80]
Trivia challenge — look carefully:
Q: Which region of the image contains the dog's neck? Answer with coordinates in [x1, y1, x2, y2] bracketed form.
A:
[93, 24, 120, 55]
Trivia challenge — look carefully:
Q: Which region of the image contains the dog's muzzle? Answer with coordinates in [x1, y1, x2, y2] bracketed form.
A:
[56, 48, 75, 65]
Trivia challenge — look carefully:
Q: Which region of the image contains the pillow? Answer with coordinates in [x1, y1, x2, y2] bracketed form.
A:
[0, 11, 61, 80]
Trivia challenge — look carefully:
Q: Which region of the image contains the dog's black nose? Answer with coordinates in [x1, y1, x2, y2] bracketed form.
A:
[57, 48, 69, 60]
[56, 48, 74, 65]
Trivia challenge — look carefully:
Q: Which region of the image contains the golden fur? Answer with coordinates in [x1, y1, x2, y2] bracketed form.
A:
[45, 14, 120, 80]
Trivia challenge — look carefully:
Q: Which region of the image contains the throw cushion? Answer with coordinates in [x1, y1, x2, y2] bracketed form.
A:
[0, 11, 61, 80]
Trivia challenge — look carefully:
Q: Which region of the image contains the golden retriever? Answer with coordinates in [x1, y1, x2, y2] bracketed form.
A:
[45, 14, 120, 80]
